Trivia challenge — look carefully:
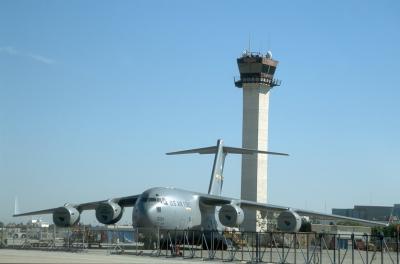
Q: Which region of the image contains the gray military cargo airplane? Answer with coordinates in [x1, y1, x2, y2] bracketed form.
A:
[14, 139, 387, 234]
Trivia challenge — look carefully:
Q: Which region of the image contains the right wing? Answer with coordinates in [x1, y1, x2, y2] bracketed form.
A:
[13, 194, 139, 217]
[239, 200, 388, 227]
[199, 193, 387, 227]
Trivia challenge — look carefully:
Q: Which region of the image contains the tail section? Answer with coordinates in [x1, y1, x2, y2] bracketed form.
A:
[166, 139, 288, 196]
[208, 139, 226, 195]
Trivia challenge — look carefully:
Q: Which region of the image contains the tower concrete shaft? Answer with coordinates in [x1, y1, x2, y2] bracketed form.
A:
[241, 85, 270, 204]
[235, 51, 280, 231]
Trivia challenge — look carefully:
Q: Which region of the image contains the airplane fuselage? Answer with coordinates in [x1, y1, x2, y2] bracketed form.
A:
[132, 187, 222, 231]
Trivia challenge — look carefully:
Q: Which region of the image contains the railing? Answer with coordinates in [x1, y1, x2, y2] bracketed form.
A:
[234, 76, 281, 88]
[1, 226, 399, 263]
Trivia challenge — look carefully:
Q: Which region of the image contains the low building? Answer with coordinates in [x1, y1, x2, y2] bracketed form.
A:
[312, 224, 371, 236]
[311, 224, 371, 250]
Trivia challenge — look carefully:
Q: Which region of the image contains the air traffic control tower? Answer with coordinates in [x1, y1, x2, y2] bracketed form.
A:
[235, 51, 281, 231]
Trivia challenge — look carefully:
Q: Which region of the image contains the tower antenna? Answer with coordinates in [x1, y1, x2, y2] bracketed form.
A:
[14, 196, 19, 215]
[248, 33, 251, 53]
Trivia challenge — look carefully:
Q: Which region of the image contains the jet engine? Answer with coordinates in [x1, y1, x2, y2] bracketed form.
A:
[277, 210, 302, 232]
[95, 201, 123, 225]
[52, 206, 80, 227]
[218, 204, 244, 227]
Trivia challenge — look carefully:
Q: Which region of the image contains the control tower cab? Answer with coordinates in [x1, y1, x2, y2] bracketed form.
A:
[235, 51, 281, 89]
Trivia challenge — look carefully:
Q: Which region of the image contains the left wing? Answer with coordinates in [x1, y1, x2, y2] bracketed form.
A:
[199, 194, 387, 227]
[199, 194, 288, 211]
[240, 200, 388, 227]
[13, 194, 139, 217]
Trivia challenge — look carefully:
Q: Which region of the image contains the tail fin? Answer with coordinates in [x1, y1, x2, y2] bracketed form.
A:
[208, 139, 226, 195]
[166, 139, 288, 196]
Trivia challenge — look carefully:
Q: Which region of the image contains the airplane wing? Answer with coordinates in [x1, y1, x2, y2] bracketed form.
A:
[239, 200, 388, 227]
[199, 194, 294, 212]
[199, 194, 387, 227]
[13, 194, 140, 217]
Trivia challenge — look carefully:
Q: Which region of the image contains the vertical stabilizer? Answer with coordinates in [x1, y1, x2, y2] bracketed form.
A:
[208, 139, 226, 196]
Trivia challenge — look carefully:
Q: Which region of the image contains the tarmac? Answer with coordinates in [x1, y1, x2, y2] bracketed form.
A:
[0, 249, 222, 263]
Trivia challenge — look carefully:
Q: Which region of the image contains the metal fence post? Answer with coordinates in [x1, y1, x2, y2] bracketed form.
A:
[251, 232, 254, 262]
[269, 232, 273, 264]
[136, 228, 138, 255]
[54, 225, 56, 249]
[183, 229, 186, 258]
[200, 231, 203, 259]
[314, 233, 317, 264]
[294, 232, 297, 264]
[333, 234, 336, 264]
[166, 230, 169, 256]
[174, 228, 177, 256]
[351, 233, 355, 264]
[241, 232, 244, 262]
[337, 234, 341, 264]
[395, 230, 399, 264]
[365, 234, 369, 264]
[380, 232, 384, 264]
[221, 231, 224, 261]
[282, 232, 285, 264]
[256, 231, 260, 262]
[82, 225, 85, 250]
[192, 230, 194, 258]
[306, 233, 310, 263]
[157, 227, 160, 253]
[319, 233, 323, 264]
[211, 230, 214, 259]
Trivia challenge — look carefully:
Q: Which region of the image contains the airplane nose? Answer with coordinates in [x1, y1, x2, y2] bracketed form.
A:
[132, 201, 158, 228]
[145, 206, 158, 225]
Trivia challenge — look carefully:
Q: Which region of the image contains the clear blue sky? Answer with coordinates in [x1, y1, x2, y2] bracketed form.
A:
[1, 1, 399, 224]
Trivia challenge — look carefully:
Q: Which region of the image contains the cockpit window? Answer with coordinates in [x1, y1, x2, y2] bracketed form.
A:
[141, 197, 157, 203]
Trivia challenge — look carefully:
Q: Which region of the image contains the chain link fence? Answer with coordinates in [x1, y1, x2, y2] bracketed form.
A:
[1, 226, 399, 263]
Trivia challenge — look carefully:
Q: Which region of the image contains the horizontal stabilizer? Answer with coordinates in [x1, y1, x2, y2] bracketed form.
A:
[166, 146, 218, 155]
[166, 143, 288, 156]
[167, 139, 288, 197]
[223, 147, 288, 156]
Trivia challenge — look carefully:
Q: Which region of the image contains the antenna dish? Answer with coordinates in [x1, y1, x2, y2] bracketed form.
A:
[266, 50, 273, 59]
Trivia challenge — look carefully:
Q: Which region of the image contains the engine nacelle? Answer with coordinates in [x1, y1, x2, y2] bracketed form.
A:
[277, 210, 302, 232]
[53, 206, 80, 227]
[218, 204, 244, 227]
[95, 202, 123, 225]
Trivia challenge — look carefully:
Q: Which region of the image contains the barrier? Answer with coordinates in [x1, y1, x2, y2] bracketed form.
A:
[1, 226, 399, 263]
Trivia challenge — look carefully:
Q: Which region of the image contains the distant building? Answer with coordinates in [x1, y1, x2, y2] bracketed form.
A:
[312, 224, 371, 236]
[331, 208, 354, 218]
[311, 224, 371, 250]
[332, 204, 400, 222]
[30, 219, 49, 228]
[393, 204, 400, 217]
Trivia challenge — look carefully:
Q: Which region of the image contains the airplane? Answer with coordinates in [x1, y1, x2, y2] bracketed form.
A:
[14, 139, 387, 238]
